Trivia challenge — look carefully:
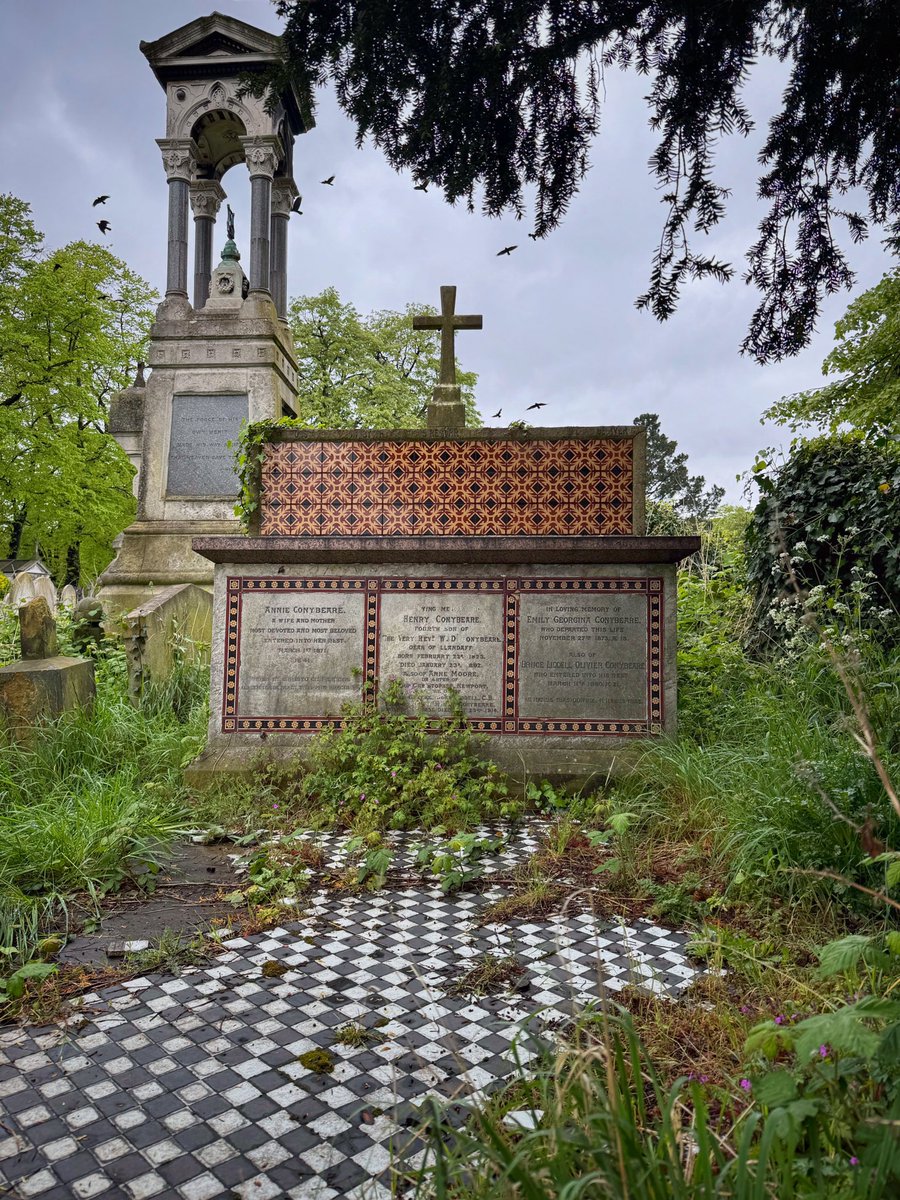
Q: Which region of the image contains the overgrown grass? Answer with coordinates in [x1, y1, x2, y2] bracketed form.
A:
[0, 610, 206, 958]
[414, 1005, 900, 1199]
[606, 641, 900, 913]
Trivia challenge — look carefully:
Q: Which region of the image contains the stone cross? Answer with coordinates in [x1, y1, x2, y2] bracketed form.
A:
[413, 286, 482, 388]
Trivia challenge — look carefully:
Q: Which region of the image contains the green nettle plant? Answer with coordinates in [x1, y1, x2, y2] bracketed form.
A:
[297, 680, 516, 833]
[412, 832, 507, 893]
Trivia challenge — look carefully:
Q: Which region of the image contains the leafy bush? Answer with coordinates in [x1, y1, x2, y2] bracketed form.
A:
[746, 436, 900, 650]
[294, 680, 516, 832]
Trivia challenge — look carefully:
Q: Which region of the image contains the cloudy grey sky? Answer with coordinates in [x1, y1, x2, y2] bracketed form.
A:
[1, 0, 890, 499]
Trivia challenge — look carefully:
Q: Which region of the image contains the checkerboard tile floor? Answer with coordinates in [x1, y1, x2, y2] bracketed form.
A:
[0, 840, 702, 1199]
[227, 822, 552, 882]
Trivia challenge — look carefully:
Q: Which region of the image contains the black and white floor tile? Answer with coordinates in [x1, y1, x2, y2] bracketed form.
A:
[0, 831, 702, 1199]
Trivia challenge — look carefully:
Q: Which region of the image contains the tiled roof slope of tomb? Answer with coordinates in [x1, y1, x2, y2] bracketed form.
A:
[258, 430, 642, 537]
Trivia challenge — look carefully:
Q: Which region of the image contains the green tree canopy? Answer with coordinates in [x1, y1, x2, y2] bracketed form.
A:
[634, 412, 724, 521]
[288, 286, 478, 428]
[268, 1, 900, 363]
[766, 269, 900, 440]
[0, 194, 156, 584]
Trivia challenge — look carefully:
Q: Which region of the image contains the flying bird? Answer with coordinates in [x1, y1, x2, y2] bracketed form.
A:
[528, 232, 540, 240]
[290, 195, 303, 213]
[414, 182, 428, 192]
[526, 402, 546, 411]
[97, 220, 111, 235]
[491, 408, 502, 419]
[92, 195, 109, 206]
[497, 245, 517, 256]
[320, 175, 335, 185]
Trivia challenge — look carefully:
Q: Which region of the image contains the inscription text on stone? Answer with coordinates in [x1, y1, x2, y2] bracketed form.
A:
[167, 393, 248, 497]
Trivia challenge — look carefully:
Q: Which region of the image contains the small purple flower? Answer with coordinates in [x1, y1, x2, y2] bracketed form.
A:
[272, 803, 279, 810]
[740, 1005, 752, 1015]
[850, 1157, 859, 1167]
[774, 1015, 785, 1025]
[699, 1074, 709, 1084]
[740, 1079, 752, 1092]
[360, 793, 366, 801]
[391, 770, 397, 778]
[819, 1044, 829, 1058]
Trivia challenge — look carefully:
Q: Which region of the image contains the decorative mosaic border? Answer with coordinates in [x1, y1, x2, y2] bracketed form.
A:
[223, 577, 663, 736]
[259, 438, 635, 536]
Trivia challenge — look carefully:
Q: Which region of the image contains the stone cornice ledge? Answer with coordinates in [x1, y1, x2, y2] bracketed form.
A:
[192, 535, 700, 565]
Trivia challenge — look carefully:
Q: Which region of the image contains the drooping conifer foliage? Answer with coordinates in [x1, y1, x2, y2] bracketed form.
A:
[268, 1, 900, 362]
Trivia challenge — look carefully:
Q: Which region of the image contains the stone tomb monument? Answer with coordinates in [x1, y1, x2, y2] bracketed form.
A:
[0, 599, 95, 742]
[99, 12, 312, 622]
[190, 288, 700, 779]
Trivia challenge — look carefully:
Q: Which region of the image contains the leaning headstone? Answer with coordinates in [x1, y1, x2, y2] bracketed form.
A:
[32, 574, 58, 616]
[20, 597, 58, 659]
[0, 599, 95, 743]
[123, 583, 212, 699]
[8, 573, 35, 609]
[59, 584, 78, 609]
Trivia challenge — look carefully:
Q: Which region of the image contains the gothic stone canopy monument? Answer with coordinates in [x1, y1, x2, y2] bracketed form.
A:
[99, 12, 311, 618]
[191, 288, 700, 779]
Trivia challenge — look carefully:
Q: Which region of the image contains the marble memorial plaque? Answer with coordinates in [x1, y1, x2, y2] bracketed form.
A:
[517, 591, 649, 721]
[236, 589, 366, 718]
[223, 577, 661, 736]
[167, 393, 247, 497]
[378, 589, 505, 717]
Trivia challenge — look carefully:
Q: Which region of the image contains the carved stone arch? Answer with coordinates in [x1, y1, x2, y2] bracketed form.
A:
[189, 106, 249, 179]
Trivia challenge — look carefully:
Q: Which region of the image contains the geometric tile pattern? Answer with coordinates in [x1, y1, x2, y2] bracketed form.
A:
[0, 857, 701, 1198]
[259, 437, 636, 537]
[223, 576, 663, 737]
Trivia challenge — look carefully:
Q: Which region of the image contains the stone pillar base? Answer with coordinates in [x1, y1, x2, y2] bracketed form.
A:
[427, 384, 466, 430]
[98, 520, 232, 629]
[0, 657, 95, 743]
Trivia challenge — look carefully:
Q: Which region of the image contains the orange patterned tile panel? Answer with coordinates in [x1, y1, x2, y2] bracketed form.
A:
[259, 438, 635, 536]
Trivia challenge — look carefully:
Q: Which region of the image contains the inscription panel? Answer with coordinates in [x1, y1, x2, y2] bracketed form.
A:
[517, 592, 648, 721]
[378, 589, 505, 717]
[223, 577, 662, 735]
[167, 393, 247, 497]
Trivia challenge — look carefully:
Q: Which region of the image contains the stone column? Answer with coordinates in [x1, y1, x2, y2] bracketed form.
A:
[189, 180, 226, 310]
[239, 135, 283, 296]
[156, 139, 199, 300]
[270, 178, 298, 321]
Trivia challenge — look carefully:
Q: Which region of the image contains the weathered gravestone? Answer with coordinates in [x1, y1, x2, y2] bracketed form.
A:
[97, 11, 312, 623]
[32, 573, 58, 616]
[123, 583, 213, 700]
[190, 286, 700, 781]
[0, 598, 95, 742]
[8, 573, 35, 609]
[59, 584, 78, 610]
